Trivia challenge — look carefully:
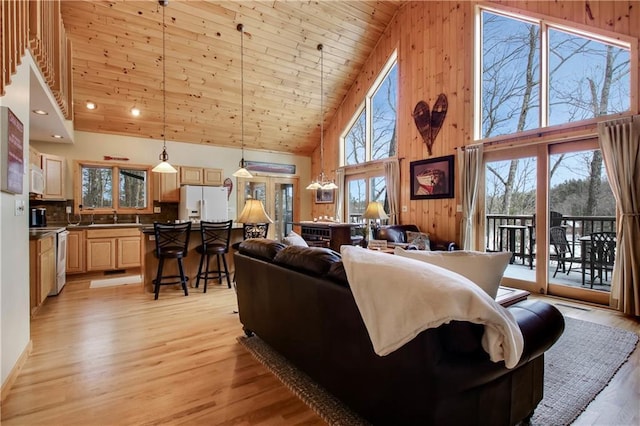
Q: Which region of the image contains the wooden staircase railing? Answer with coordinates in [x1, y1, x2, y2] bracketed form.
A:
[1, 0, 72, 120]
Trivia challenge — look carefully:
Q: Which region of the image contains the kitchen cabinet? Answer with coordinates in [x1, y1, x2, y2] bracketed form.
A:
[29, 235, 56, 316]
[154, 168, 180, 202]
[66, 229, 85, 274]
[180, 166, 223, 186]
[41, 153, 65, 200]
[86, 228, 142, 271]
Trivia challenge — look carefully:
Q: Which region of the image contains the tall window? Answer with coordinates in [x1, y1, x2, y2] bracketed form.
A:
[343, 52, 398, 166]
[341, 52, 397, 222]
[477, 8, 631, 140]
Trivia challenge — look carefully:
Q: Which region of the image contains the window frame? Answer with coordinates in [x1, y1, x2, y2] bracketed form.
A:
[340, 50, 399, 167]
[344, 167, 387, 224]
[474, 4, 638, 143]
[73, 160, 153, 215]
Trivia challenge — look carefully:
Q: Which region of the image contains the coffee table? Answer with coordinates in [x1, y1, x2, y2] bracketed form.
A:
[496, 286, 530, 307]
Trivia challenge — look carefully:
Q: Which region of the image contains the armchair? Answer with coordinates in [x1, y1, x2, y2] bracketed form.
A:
[373, 224, 457, 251]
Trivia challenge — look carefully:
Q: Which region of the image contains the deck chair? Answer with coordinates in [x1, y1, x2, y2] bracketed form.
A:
[549, 226, 581, 278]
[589, 232, 616, 288]
[529, 211, 564, 269]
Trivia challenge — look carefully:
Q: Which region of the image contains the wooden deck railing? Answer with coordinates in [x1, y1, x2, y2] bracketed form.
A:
[486, 214, 616, 256]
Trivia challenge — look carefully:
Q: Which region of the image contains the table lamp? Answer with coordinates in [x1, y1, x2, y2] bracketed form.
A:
[362, 201, 389, 243]
[237, 198, 273, 239]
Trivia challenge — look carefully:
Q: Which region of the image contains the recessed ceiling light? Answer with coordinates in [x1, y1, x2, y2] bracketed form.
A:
[32, 109, 48, 115]
[130, 107, 141, 117]
[86, 101, 97, 110]
[52, 134, 64, 139]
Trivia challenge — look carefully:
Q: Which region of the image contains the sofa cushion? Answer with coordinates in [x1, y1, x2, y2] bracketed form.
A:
[274, 245, 341, 277]
[394, 249, 512, 298]
[282, 230, 309, 247]
[406, 231, 431, 250]
[238, 238, 286, 262]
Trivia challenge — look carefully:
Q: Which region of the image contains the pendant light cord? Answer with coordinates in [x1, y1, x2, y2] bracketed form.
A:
[162, 2, 167, 150]
[239, 24, 245, 165]
[318, 43, 324, 181]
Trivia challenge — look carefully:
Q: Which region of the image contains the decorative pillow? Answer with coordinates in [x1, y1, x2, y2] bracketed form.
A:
[406, 231, 431, 250]
[393, 248, 511, 298]
[283, 230, 309, 247]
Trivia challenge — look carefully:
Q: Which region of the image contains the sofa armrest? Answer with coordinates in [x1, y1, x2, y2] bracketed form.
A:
[508, 299, 565, 363]
[432, 299, 564, 392]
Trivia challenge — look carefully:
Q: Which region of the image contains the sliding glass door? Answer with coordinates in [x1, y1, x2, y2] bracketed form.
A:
[484, 147, 537, 286]
[483, 139, 615, 304]
[547, 141, 615, 303]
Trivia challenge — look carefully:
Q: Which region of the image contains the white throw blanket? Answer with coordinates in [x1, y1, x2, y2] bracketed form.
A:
[340, 246, 524, 368]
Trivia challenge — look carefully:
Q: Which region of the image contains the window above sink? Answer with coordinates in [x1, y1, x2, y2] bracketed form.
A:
[73, 160, 153, 215]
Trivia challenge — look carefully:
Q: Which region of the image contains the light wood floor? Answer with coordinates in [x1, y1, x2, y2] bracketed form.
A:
[2, 279, 638, 425]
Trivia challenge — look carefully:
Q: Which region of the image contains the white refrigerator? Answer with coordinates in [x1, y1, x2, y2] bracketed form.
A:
[179, 186, 229, 222]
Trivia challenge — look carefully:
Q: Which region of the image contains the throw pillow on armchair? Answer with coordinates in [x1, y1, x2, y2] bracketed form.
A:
[394, 248, 512, 298]
[406, 231, 431, 250]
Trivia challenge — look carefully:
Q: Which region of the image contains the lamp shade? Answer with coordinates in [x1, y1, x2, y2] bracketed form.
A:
[232, 166, 253, 178]
[237, 199, 273, 224]
[152, 160, 178, 174]
[362, 201, 389, 220]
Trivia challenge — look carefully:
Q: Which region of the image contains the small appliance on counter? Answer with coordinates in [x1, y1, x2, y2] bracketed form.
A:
[29, 207, 47, 227]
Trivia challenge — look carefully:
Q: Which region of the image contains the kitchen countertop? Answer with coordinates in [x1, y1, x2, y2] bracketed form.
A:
[28, 227, 67, 240]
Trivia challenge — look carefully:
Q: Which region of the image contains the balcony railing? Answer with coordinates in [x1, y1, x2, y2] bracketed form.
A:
[486, 214, 616, 291]
[486, 214, 616, 255]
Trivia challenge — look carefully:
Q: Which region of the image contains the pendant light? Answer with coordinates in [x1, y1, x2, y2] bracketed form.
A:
[232, 23, 253, 178]
[152, 0, 177, 174]
[307, 44, 337, 190]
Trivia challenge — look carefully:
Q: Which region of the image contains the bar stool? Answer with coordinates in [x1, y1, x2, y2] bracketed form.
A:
[196, 220, 233, 291]
[153, 222, 191, 300]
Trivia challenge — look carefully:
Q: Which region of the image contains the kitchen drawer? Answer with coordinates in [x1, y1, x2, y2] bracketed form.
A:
[86, 228, 141, 239]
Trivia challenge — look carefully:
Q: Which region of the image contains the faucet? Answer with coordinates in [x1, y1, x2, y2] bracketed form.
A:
[113, 210, 118, 224]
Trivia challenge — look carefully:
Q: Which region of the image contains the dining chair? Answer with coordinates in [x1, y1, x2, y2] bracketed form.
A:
[589, 232, 616, 288]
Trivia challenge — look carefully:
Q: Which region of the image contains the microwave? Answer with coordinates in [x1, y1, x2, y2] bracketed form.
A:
[29, 166, 45, 195]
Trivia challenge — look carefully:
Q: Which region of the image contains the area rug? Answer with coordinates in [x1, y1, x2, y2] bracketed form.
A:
[238, 316, 638, 426]
[89, 274, 142, 288]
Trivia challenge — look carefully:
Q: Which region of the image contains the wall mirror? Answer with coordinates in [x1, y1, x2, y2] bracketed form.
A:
[74, 160, 153, 214]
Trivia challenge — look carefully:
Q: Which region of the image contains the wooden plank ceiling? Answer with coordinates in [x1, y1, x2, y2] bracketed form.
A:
[60, 1, 403, 155]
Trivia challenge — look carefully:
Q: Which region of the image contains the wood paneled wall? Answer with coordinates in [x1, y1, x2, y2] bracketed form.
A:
[311, 1, 640, 244]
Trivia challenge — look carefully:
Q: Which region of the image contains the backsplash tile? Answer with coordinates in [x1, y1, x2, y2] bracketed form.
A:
[28, 199, 179, 226]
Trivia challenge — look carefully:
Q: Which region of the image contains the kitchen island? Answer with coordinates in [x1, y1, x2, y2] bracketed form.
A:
[141, 223, 244, 294]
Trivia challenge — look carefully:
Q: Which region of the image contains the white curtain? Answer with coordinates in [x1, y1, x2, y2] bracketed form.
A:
[597, 116, 640, 316]
[334, 167, 345, 222]
[384, 159, 400, 225]
[457, 145, 483, 250]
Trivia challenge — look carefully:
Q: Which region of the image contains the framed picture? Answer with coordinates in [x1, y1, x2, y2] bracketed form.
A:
[0, 107, 24, 194]
[315, 188, 334, 204]
[410, 155, 454, 200]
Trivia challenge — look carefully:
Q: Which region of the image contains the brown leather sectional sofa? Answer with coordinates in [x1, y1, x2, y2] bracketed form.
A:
[234, 239, 565, 425]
